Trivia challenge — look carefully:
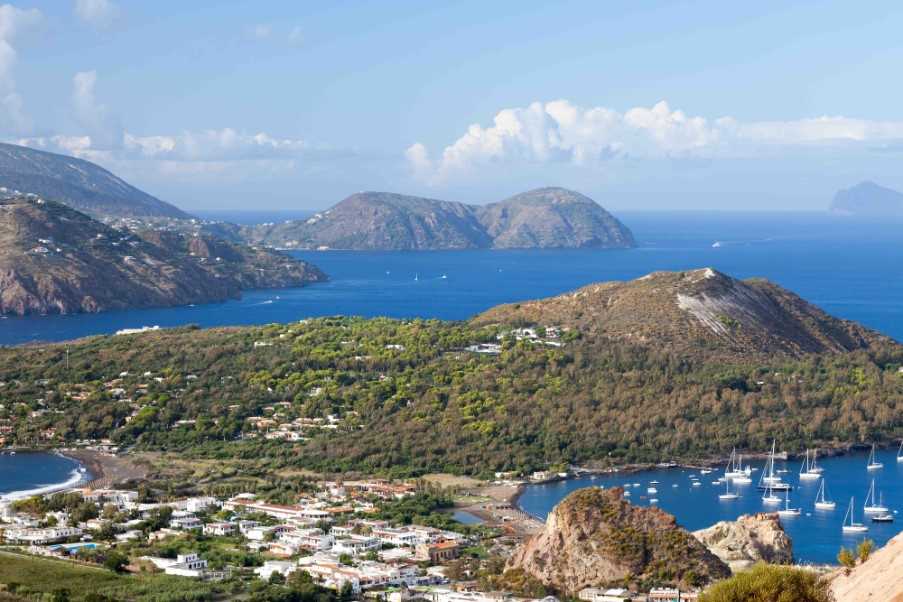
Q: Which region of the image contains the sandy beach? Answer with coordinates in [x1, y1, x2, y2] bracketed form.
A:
[61, 449, 148, 488]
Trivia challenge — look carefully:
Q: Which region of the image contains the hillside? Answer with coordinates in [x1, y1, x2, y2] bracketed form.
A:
[0, 194, 325, 316]
[474, 268, 889, 358]
[828, 531, 903, 602]
[240, 187, 635, 250]
[1, 270, 901, 474]
[831, 181, 903, 217]
[0, 142, 189, 220]
[506, 487, 729, 592]
[476, 187, 635, 248]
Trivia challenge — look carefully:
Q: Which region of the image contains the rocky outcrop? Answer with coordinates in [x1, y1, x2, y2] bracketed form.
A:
[829, 531, 903, 602]
[0, 194, 326, 316]
[692, 513, 793, 573]
[474, 267, 892, 358]
[240, 187, 635, 250]
[506, 487, 729, 594]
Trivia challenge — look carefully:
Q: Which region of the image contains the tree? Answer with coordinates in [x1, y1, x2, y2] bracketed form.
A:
[103, 550, 129, 573]
[338, 553, 353, 566]
[700, 564, 831, 602]
[857, 539, 874, 563]
[269, 571, 286, 585]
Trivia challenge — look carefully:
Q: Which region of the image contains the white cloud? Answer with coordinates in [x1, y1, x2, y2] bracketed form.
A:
[408, 100, 903, 182]
[74, 0, 118, 29]
[247, 23, 271, 40]
[0, 3, 41, 134]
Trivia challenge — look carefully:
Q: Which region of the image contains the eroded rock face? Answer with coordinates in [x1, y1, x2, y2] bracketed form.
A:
[506, 487, 729, 594]
[692, 513, 793, 573]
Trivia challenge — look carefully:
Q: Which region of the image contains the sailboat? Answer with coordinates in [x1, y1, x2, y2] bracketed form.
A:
[799, 449, 821, 480]
[863, 479, 889, 513]
[759, 440, 791, 490]
[842, 497, 868, 533]
[814, 480, 836, 510]
[809, 449, 824, 474]
[725, 448, 753, 479]
[777, 488, 801, 517]
[762, 483, 781, 504]
[719, 476, 739, 500]
[897, 440, 903, 463]
[867, 444, 883, 470]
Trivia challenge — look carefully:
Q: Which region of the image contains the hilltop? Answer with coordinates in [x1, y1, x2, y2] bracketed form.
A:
[0, 143, 190, 221]
[241, 187, 636, 250]
[506, 487, 729, 593]
[0, 194, 325, 316]
[474, 268, 889, 358]
[830, 181, 903, 217]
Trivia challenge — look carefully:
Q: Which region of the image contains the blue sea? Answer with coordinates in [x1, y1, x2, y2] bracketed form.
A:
[1, 211, 902, 345]
[518, 449, 903, 565]
[0, 452, 90, 501]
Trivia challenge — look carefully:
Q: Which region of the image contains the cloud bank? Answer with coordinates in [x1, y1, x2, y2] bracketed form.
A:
[407, 100, 903, 181]
[0, 3, 41, 134]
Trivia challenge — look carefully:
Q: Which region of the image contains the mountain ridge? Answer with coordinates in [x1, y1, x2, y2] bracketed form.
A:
[830, 181, 903, 217]
[0, 142, 190, 220]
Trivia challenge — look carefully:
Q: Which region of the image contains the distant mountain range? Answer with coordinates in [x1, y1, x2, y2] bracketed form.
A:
[238, 188, 636, 250]
[0, 143, 190, 221]
[474, 267, 890, 358]
[0, 194, 325, 316]
[831, 181, 903, 217]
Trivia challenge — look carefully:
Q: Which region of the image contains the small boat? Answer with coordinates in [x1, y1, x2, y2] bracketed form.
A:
[440, 274, 447, 279]
[719, 478, 739, 500]
[650, 480, 660, 484]
[672, 484, 678, 488]
[809, 449, 824, 474]
[692, 481, 702, 487]
[647, 487, 658, 494]
[777, 489, 801, 517]
[842, 497, 868, 533]
[762, 484, 781, 505]
[897, 440, 903, 463]
[867, 443, 883, 471]
[712, 241, 722, 248]
[700, 469, 712, 475]
[799, 449, 821, 480]
[649, 498, 659, 503]
[732, 475, 752, 485]
[814, 480, 836, 510]
[863, 479, 889, 514]
[872, 513, 894, 523]
[623, 491, 631, 497]
[632, 482, 641, 487]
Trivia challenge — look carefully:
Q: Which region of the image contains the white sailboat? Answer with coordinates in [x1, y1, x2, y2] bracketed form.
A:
[799, 449, 821, 480]
[719, 476, 739, 500]
[897, 440, 903, 463]
[762, 483, 781, 504]
[867, 443, 883, 470]
[777, 488, 801, 517]
[814, 480, 836, 510]
[842, 497, 868, 533]
[809, 449, 824, 474]
[863, 479, 889, 513]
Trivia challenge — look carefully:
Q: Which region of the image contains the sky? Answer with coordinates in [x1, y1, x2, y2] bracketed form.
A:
[2, 0, 903, 211]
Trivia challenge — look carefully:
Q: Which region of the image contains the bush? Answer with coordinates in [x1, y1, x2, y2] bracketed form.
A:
[699, 564, 831, 602]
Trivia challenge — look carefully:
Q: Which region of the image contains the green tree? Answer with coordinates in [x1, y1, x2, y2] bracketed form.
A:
[857, 539, 874, 563]
[103, 551, 129, 573]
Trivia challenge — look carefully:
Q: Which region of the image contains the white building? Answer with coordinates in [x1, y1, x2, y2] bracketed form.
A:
[2, 526, 83, 545]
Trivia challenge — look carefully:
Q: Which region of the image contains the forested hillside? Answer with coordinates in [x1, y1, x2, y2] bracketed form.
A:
[2, 308, 901, 475]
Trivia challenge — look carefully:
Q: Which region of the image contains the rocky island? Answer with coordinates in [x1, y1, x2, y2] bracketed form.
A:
[830, 180, 903, 217]
[239, 187, 636, 250]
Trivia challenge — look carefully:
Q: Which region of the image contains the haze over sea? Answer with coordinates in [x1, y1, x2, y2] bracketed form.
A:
[2, 211, 902, 346]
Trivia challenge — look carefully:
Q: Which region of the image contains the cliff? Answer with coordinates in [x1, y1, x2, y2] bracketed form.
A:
[0, 194, 326, 316]
[241, 187, 635, 250]
[506, 487, 729, 593]
[692, 513, 793, 573]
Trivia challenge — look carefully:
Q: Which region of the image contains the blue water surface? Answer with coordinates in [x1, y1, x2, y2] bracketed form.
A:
[517, 449, 903, 565]
[2, 212, 902, 345]
[0, 452, 88, 499]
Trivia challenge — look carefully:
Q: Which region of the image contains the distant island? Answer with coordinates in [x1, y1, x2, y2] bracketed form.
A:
[830, 181, 903, 217]
[237, 187, 637, 251]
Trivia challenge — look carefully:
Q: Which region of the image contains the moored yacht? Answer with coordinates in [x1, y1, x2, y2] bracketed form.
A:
[799, 449, 821, 480]
[814, 480, 836, 510]
[842, 497, 868, 533]
[863, 479, 889, 514]
[867, 443, 883, 470]
[777, 489, 801, 517]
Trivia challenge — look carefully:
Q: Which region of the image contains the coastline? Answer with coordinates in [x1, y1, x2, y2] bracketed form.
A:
[0, 450, 90, 502]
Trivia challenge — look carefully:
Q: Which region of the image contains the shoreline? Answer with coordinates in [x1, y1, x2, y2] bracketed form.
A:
[0, 450, 91, 502]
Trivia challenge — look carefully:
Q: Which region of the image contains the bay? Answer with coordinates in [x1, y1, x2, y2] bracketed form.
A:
[517, 449, 903, 565]
[0, 451, 90, 501]
[1, 211, 902, 346]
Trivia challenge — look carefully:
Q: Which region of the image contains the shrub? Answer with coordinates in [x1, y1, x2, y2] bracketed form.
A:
[699, 564, 831, 602]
